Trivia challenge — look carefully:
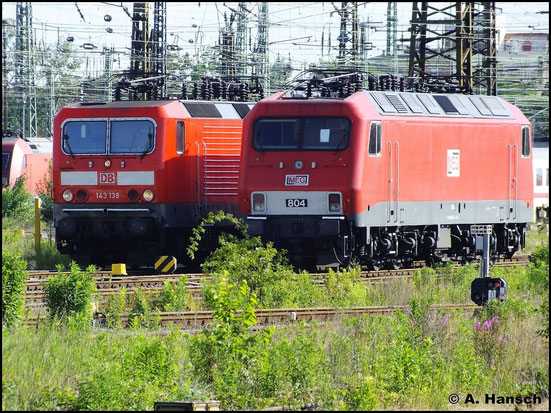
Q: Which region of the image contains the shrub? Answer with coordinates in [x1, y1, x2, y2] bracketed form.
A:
[2, 175, 34, 225]
[24, 238, 72, 270]
[202, 235, 292, 307]
[43, 262, 96, 324]
[104, 288, 127, 329]
[190, 277, 275, 409]
[2, 250, 29, 327]
[152, 276, 191, 312]
[128, 287, 160, 329]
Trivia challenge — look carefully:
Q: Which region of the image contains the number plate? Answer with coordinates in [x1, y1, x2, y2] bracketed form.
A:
[94, 191, 121, 200]
[286, 198, 308, 208]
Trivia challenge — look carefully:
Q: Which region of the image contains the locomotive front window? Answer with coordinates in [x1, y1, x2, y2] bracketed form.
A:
[253, 119, 299, 150]
[253, 117, 350, 151]
[110, 120, 155, 154]
[2, 153, 10, 170]
[62, 121, 107, 154]
[302, 118, 350, 150]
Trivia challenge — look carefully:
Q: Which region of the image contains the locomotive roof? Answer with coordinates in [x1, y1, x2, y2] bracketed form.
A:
[279, 91, 521, 120]
[66, 99, 256, 119]
[362, 91, 514, 119]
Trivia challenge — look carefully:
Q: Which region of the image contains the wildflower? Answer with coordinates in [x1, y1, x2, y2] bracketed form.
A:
[441, 315, 449, 326]
[498, 337, 506, 343]
[411, 319, 416, 326]
[474, 320, 481, 330]
[482, 320, 491, 330]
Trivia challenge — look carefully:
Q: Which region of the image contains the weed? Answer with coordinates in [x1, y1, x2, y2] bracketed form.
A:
[2, 250, 28, 327]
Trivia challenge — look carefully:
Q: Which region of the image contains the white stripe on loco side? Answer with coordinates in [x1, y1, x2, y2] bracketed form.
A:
[117, 171, 154, 185]
[60, 171, 97, 185]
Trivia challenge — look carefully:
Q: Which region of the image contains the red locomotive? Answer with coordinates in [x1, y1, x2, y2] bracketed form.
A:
[53, 99, 254, 267]
[238, 90, 534, 269]
[3, 134, 52, 194]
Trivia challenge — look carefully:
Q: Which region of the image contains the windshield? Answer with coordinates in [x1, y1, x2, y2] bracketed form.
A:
[111, 120, 155, 154]
[2, 152, 10, 170]
[61, 118, 156, 155]
[253, 117, 350, 151]
[63, 121, 107, 154]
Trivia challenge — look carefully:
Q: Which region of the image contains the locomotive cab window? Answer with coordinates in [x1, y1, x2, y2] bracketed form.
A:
[110, 120, 155, 155]
[62, 120, 107, 154]
[368, 121, 382, 156]
[521, 126, 530, 158]
[176, 121, 185, 154]
[253, 119, 300, 150]
[2, 153, 10, 170]
[253, 117, 350, 151]
[302, 118, 350, 150]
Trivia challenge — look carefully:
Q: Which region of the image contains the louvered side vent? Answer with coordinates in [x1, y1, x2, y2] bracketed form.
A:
[386, 94, 409, 113]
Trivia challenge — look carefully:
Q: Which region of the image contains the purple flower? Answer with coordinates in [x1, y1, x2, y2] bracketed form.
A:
[498, 337, 506, 343]
[441, 315, 449, 326]
[411, 319, 416, 326]
[474, 320, 481, 330]
[482, 320, 491, 330]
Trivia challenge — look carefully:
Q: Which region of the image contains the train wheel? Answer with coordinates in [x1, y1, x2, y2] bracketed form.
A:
[385, 259, 402, 270]
[368, 259, 382, 271]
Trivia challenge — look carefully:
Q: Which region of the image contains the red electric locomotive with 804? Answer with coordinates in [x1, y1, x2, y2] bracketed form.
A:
[238, 90, 533, 270]
[53, 99, 254, 268]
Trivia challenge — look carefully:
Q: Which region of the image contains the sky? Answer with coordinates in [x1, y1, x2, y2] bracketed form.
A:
[2, 2, 549, 79]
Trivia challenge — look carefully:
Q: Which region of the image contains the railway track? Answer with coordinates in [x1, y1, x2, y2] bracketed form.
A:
[25, 303, 479, 329]
[24, 254, 530, 281]
[24, 256, 530, 306]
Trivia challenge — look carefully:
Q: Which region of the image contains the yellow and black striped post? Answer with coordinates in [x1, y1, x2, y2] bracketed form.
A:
[154, 256, 177, 274]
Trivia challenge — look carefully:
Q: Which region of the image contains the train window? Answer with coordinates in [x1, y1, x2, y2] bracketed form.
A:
[521, 126, 530, 157]
[22, 155, 27, 169]
[2, 153, 10, 170]
[253, 119, 299, 151]
[536, 168, 542, 186]
[110, 120, 156, 154]
[400, 93, 424, 113]
[62, 121, 107, 154]
[368, 122, 382, 156]
[302, 118, 350, 150]
[176, 121, 185, 154]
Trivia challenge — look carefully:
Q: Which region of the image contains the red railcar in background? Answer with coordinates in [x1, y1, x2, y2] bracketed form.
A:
[53, 99, 254, 267]
[238, 91, 534, 269]
[2, 135, 52, 194]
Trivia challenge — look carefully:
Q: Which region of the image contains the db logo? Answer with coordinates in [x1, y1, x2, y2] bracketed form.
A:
[99, 172, 116, 184]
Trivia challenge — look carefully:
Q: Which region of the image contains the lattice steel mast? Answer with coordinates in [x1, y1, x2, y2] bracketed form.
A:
[15, 2, 37, 137]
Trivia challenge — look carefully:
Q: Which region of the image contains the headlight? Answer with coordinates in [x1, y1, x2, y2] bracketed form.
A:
[252, 193, 266, 213]
[63, 190, 73, 202]
[328, 193, 341, 213]
[142, 189, 154, 202]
